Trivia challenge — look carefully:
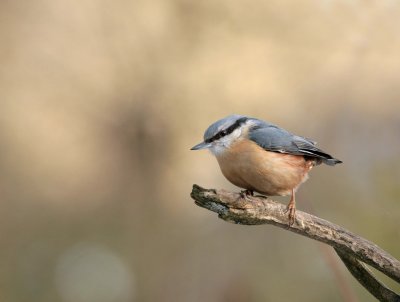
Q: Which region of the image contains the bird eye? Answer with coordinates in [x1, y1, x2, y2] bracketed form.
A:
[220, 130, 227, 136]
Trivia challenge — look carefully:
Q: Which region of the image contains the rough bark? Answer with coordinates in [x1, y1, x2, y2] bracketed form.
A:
[336, 249, 400, 302]
[190, 184, 400, 302]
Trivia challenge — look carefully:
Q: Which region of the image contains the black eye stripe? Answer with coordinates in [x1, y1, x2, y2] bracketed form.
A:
[208, 117, 248, 143]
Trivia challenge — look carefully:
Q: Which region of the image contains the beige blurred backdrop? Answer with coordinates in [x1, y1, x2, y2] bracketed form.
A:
[0, 1, 399, 301]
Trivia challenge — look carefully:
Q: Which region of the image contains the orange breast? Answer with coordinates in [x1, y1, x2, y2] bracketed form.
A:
[215, 139, 314, 196]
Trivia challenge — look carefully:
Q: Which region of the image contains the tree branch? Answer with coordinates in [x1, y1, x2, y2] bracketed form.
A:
[335, 248, 400, 302]
[190, 184, 400, 301]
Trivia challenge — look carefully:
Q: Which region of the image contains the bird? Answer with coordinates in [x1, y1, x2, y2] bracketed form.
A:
[191, 114, 342, 226]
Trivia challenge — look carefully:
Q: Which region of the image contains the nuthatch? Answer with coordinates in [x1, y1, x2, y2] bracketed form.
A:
[191, 114, 342, 225]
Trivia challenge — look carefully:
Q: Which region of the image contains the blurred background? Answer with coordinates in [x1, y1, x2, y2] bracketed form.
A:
[0, 0, 399, 301]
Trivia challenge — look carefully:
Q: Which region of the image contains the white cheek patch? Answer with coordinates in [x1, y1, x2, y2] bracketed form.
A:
[209, 128, 243, 156]
[209, 145, 226, 156]
[229, 128, 242, 141]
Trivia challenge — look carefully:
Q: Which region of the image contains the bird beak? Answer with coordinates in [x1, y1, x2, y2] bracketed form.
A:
[191, 141, 211, 150]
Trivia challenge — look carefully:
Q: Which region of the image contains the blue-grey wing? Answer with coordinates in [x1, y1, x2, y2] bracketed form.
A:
[248, 125, 342, 166]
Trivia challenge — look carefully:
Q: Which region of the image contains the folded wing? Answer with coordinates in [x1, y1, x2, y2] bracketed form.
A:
[248, 124, 342, 166]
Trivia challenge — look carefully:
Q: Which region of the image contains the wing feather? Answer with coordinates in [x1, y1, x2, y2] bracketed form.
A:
[248, 124, 342, 166]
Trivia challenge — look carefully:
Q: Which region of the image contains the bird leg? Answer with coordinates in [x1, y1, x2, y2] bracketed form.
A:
[240, 189, 254, 201]
[242, 189, 254, 196]
[285, 189, 296, 226]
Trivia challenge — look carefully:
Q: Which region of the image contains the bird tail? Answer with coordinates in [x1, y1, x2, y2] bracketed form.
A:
[322, 158, 343, 166]
[301, 148, 342, 166]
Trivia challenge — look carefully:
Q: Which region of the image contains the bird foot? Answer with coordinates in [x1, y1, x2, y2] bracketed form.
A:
[284, 203, 296, 227]
[240, 189, 254, 201]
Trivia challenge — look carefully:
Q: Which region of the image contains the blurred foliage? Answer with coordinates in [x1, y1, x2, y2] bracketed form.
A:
[0, 0, 399, 301]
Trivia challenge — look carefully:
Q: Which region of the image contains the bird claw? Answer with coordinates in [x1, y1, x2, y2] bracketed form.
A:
[284, 203, 296, 227]
[240, 189, 254, 199]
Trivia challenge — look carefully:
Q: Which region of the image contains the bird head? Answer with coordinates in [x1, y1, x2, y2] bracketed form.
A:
[191, 115, 257, 156]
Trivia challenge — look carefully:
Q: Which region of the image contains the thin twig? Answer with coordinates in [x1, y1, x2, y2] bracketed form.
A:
[318, 243, 359, 302]
[335, 249, 400, 302]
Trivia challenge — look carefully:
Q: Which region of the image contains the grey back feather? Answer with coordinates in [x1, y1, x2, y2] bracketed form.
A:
[248, 119, 342, 166]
